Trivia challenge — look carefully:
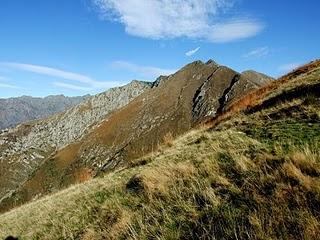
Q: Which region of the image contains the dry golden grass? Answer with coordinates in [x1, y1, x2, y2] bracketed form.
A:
[163, 132, 174, 148]
[1, 125, 319, 239]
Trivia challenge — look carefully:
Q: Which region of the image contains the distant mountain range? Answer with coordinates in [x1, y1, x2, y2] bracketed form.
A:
[0, 95, 89, 130]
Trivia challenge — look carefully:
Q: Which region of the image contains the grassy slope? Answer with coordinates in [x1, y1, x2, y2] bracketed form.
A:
[0, 63, 319, 240]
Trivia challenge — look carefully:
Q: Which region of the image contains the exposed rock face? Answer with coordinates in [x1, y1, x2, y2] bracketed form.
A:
[219, 70, 274, 112]
[0, 60, 273, 212]
[0, 95, 88, 130]
[13, 80, 151, 150]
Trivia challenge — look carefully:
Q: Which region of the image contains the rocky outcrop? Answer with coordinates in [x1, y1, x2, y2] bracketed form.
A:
[12, 80, 151, 150]
[0, 95, 89, 130]
[221, 70, 275, 111]
[0, 60, 273, 212]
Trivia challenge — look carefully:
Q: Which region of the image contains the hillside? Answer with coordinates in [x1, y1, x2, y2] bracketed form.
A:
[0, 80, 152, 212]
[0, 94, 88, 130]
[0, 60, 272, 213]
[0, 60, 319, 239]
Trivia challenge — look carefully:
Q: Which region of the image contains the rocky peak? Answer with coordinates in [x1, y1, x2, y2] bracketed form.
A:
[206, 59, 219, 67]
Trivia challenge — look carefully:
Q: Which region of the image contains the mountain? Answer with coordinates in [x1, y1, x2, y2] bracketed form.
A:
[0, 80, 152, 210]
[0, 94, 89, 130]
[0, 60, 318, 239]
[0, 60, 273, 213]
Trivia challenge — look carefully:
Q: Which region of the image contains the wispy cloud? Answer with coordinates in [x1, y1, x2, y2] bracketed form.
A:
[1, 62, 96, 84]
[278, 62, 302, 73]
[0, 82, 19, 89]
[0, 76, 9, 81]
[207, 20, 264, 43]
[53, 82, 93, 91]
[243, 46, 270, 59]
[0, 62, 120, 91]
[110, 61, 176, 78]
[93, 0, 264, 43]
[0, 76, 18, 88]
[186, 47, 200, 57]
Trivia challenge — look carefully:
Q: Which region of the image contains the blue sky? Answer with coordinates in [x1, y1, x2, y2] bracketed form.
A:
[0, 0, 319, 98]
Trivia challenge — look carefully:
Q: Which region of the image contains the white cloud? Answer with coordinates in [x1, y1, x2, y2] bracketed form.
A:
[93, 0, 264, 43]
[0, 83, 19, 89]
[278, 63, 302, 73]
[0, 76, 18, 89]
[243, 46, 270, 59]
[110, 61, 176, 78]
[208, 20, 264, 43]
[0, 62, 120, 90]
[53, 82, 93, 91]
[1, 62, 95, 84]
[186, 47, 200, 57]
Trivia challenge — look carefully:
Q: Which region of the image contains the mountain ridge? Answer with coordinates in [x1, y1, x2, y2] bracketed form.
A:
[0, 59, 273, 213]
